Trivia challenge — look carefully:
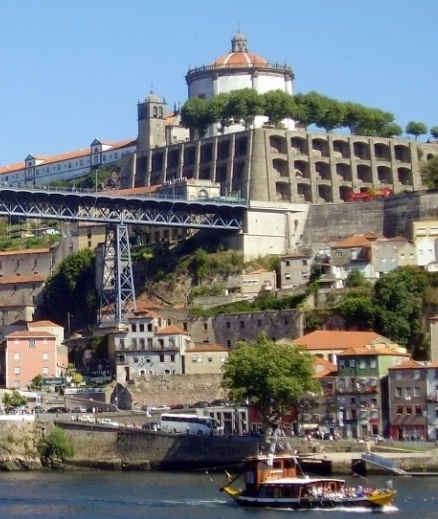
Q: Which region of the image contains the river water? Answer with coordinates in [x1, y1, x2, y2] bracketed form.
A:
[0, 470, 435, 518]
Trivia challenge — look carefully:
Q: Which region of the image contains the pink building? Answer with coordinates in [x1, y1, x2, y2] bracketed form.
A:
[0, 330, 68, 389]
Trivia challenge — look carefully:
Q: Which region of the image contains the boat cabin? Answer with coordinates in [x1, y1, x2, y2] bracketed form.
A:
[242, 454, 299, 495]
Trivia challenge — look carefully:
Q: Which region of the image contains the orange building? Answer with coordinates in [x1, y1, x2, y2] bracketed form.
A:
[0, 330, 68, 389]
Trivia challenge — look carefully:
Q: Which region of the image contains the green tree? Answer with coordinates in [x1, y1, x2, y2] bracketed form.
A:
[44, 249, 97, 328]
[209, 93, 233, 133]
[221, 333, 319, 428]
[421, 155, 438, 188]
[372, 267, 428, 348]
[379, 122, 403, 138]
[314, 96, 345, 133]
[3, 390, 27, 409]
[430, 126, 438, 140]
[37, 426, 74, 459]
[180, 97, 213, 138]
[343, 102, 368, 134]
[228, 88, 264, 128]
[345, 270, 372, 289]
[406, 121, 428, 140]
[262, 89, 294, 127]
[29, 374, 43, 390]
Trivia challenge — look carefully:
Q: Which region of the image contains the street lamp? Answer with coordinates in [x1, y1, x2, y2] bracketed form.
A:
[423, 409, 429, 441]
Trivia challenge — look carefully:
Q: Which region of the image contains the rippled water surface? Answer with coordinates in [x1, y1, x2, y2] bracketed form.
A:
[0, 471, 435, 518]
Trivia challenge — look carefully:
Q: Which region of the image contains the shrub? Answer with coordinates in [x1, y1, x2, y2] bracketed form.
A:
[37, 426, 74, 459]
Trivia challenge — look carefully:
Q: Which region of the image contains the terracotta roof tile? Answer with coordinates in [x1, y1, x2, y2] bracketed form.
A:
[293, 330, 389, 350]
[0, 275, 45, 284]
[340, 347, 409, 357]
[0, 248, 50, 256]
[387, 358, 424, 369]
[155, 324, 186, 335]
[27, 320, 62, 328]
[333, 235, 372, 248]
[7, 330, 56, 338]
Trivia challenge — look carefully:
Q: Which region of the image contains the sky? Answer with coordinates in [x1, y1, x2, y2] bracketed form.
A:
[1, 0, 437, 166]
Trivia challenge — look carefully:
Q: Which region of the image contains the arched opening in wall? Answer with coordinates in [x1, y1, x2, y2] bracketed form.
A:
[184, 147, 196, 166]
[318, 184, 332, 203]
[291, 136, 308, 154]
[235, 136, 248, 156]
[339, 185, 352, 202]
[377, 165, 393, 185]
[398, 167, 413, 187]
[151, 153, 163, 172]
[297, 183, 312, 202]
[311, 138, 329, 157]
[275, 181, 291, 201]
[198, 189, 208, 200]
[333, 139, 350, 159]
[200, 143, 213, 163]
[394, 145, 411, 163]
[374, 142, 391, 161]
[315, 161, 331, 181]
[357, 164, 373, 183]
[215, 164, 227, 183]
[269, 135, 287, 154]
[353, 141, 371, 160]
[273, 158, 289, 178]
[294, 160, 310, 179]
[199, 166, 211, 180]
[336, 163, 352, 182]
[217, 139, 231, 160]
[168, 149, 179, 168]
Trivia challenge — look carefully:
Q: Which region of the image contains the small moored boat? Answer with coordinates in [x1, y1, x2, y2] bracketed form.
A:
[221, 453, 396, 511]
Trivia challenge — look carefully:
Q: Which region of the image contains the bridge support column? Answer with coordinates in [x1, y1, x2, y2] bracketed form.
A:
[98, 224, 136, 325]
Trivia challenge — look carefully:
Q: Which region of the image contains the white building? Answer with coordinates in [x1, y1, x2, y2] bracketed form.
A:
[185, 32, 296, 136]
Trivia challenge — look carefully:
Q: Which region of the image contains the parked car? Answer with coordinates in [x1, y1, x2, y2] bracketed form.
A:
[47, 406, 70, 414]
[33, 405, 48, 414]
[373, 434, 385, 443]
[71, 406, 87, 413]
[99, 418, 119, 427]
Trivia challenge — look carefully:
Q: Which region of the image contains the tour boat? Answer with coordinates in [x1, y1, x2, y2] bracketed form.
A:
[221, 453, 396, 510]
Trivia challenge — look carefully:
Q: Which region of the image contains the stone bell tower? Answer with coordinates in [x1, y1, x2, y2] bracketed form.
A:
[137, 91, 167, 154]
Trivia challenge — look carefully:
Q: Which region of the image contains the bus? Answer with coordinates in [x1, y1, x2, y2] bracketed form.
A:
[160, 413, 217, 435]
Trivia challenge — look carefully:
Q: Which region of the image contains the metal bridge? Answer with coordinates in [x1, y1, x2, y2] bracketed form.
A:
[0, 186, 247, 325]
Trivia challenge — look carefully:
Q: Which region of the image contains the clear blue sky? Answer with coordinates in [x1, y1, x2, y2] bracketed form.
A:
[1, 0, 436, 166]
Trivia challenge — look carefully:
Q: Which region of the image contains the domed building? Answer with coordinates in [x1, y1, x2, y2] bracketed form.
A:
[185, 32, 295, 136]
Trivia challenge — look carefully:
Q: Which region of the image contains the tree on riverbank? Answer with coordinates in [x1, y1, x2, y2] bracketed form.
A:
[37, 426, 74, 460]
[221, 333, 319, 429]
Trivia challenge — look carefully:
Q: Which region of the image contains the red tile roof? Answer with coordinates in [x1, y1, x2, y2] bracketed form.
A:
[293, 330, 389, 350]
[155, 324, 186, 335]
[27, 320, 62, 328]
[387, 358, 424, 369]
[333, 235, 372, 248]
[0, 275, 45, 285]
[0, 248, 50, 256]
[7, 330, 56, 338]
[340, 347, 409, 357]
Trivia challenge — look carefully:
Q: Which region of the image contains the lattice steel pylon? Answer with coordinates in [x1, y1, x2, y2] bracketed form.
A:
[98, 224, 136, 325]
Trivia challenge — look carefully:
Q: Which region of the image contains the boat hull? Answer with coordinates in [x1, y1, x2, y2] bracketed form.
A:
[224, 488, 396, 510]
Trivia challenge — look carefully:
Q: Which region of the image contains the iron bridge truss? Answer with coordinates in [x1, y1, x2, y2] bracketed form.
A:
[0, 187, 247, 325]
[0, 187, 246, 230]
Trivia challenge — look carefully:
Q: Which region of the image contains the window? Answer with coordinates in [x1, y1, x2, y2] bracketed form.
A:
[147, 338, 153, 348]
[359, 359, 366, 369]
[226, 322, 230, 329]
[415, 405, 422, 416]
[240, 321, 245, 329]
[14, 367, 20, 375]
[191, 355, 202, 363]
[413, 387, 421, 397]
[257, 319, 262, 327]
[42, 353, 48, 362]
[119, 339, 125, 349]
[203, 323, 208, 330]
[42, 367, 48, 375]
[29, 339, 36, 349]
[396, 406, 403, 415]
[131, 338, 137, 349]
[131, 324, 137, 332]
[395, 387, 402, 398]
[208, 356, 213, 363]
[285, 260, 290, 267]
[139, 324, 144, 332]
[147, 324, 153, 332]
[170, 354, 175, 362]
[406, 406, 412, 416]
[139, 338, 145, 350]
[13, 353, 20, 361]
[159, 354, 164, 363]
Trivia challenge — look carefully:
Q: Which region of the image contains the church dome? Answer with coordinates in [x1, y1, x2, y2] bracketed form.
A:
[212, 32, 268, 68]
[144, 91, 161, 103]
